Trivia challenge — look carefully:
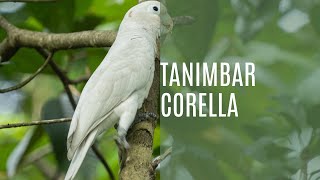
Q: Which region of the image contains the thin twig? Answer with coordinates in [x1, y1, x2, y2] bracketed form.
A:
[92, 145, 115, 180]
[0, 52, 53, 93]
[36, 48, 90, 84]
[68, 75, 90, 84]
[152, 147, 172, 169]
[37, 48, 77, 107]
[50, 60, 77, 107]
[0, 118, 71, 129]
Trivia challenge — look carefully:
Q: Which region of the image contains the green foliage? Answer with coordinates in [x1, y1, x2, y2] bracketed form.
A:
[1, 0, 320, 179]
[160, 0, 320, 179]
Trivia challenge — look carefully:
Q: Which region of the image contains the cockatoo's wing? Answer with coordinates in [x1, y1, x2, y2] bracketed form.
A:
[65, 56, 153, 180]
[67, 56, 151, 159]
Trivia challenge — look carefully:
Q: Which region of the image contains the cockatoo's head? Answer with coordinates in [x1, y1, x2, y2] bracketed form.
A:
[120, 1, 173, 38]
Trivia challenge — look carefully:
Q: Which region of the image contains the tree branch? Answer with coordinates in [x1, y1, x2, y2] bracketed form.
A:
[0, 118, 71, 129]
[0, 15, 17, 32]
[0, 13, 192, 64]
[119, 114, 158, 180]
[0, 15, 117, 63]
[0, 52, 52, 93]
[13, 29, 117, 50]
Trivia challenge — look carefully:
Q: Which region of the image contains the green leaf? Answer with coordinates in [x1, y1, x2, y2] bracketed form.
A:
[89, 0, 136, 21]
[74, 0, 93, 19]
[41, 94, 74, 171]
[25, 0, 75, 32]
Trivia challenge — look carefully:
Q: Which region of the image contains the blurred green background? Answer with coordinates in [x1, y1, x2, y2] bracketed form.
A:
[160, 0, 320, 180]
[0, 0, 320, 180]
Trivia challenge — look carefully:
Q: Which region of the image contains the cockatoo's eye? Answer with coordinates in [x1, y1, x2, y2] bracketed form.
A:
[153, 6, 159, 12]
[148, 5, 160, 15]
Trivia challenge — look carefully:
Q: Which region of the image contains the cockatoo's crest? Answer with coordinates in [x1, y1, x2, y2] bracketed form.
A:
[120, 1, 173, 38]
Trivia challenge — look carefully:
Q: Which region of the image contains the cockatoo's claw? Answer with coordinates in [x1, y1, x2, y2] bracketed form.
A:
[146, 112, 158, 119]
[115, 135, 130, 149]
[116, 127, 130, 149]
[122, 137, 130, 149]
[137, 112, 158, 122]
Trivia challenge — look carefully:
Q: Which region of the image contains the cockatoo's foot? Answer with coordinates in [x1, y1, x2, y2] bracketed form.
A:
[137, 112, 158, 122]
[116, 127, 130, 149]
[115, 135, 130, 149]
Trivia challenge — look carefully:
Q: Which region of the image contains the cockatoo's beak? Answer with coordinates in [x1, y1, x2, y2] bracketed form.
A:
[162, 16, 173, 32]
[160, 12, 173, 36]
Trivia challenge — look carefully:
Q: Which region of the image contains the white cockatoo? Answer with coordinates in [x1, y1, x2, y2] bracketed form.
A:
[65, 1, 172, 180]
